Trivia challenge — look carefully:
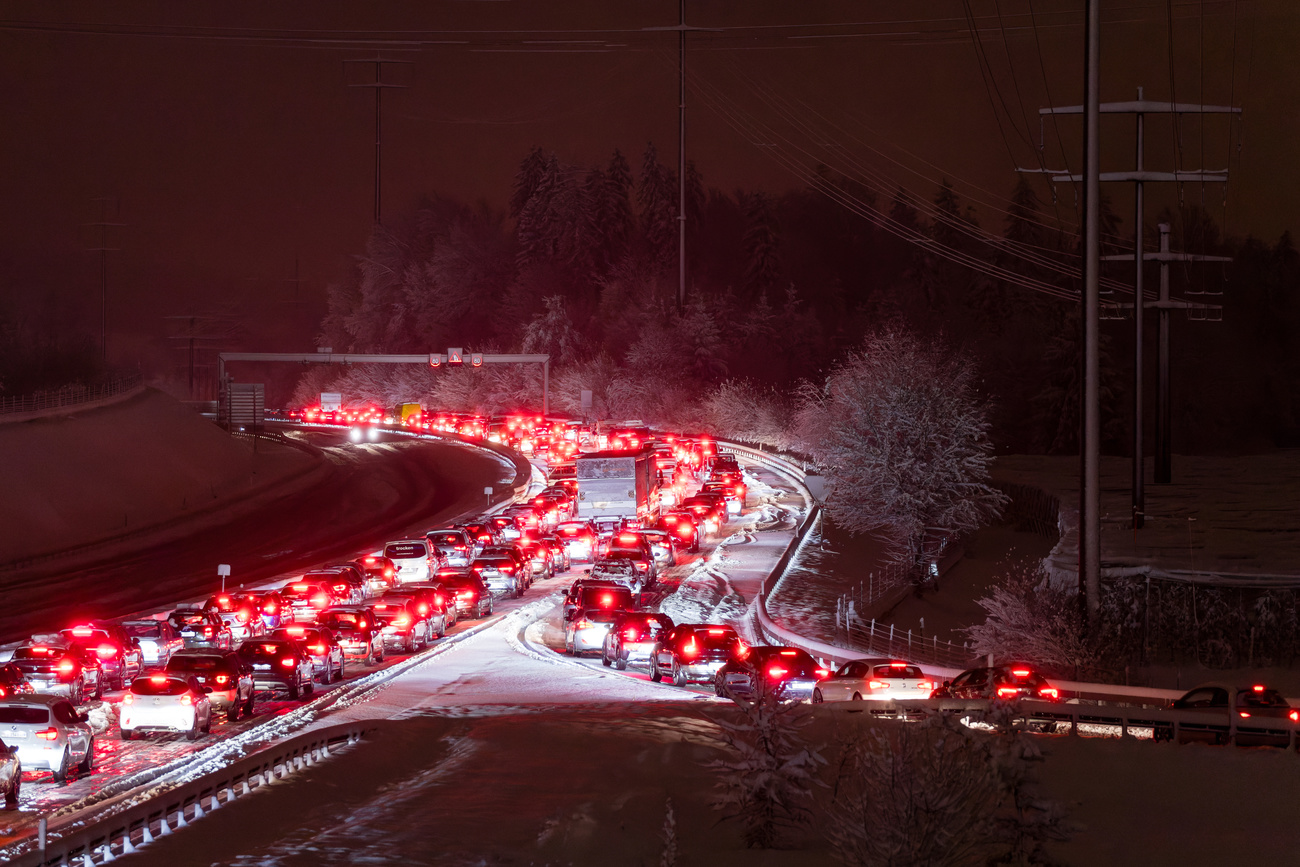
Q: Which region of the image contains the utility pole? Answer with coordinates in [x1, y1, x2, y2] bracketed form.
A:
[85, 197, 126, 362]
[1047, 92, 1238, 526]
[643, 5, 715, 313]
[345, 57, 411, 226]
[1080, 0, 1102, 624]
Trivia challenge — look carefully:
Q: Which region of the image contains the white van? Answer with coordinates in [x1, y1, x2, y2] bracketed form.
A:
[383, 539, 434, 584]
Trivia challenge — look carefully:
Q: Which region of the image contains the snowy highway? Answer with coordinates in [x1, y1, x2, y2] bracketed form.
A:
[0, 440, 808, 860]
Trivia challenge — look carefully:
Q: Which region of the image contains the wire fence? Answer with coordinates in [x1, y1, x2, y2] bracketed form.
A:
[0, 373, 142, 416]
[832, 614, 981, 670]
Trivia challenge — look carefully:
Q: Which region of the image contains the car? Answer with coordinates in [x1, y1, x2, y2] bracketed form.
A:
[354, 555, 399, 596]
[370, 599, 432, 653]
[597, 548, 657, 587]
[10, 640, 103, 703]
[634, 529, 677, 569]
[383, 539, 437, 584]
[931, 663, 1061, 702]
[658, 511, 700, 553]
[426, 529, 474, 568]
[437, 573, 494, 619]
[472, 555, 524, 598]
[538, 535, 571, 573]
[383, 585, 450, 635]
[208, 594, 268, 641]
[601, 612, 674, 671]
[0, 664, 35, 699]
[811, 659, 934, 709]
[700, 480, 744, 516]
[119, 673, 212, 740]
[650, 624, 746, 687]
[59, 623, 144, 690]
[312, 565, 369, 605]
[165, 650, 255, 720]
[0, 734, 18, 806]
[167, 608, 235, 651]
[251, 591, 289, 630]
[454, 522, 498, 555]
[489, 514, 523, 542]
[277, 579, 344, 625]
[516, 538, 554, 582]
[480, 545, 533, 587]
[317, 607, 385, 664]
[564, 608, 624, 656]
[1154, 683, 1300, 747]
[236, 639, 315, 700]
[120, 619, 186, 669]
[564, 580, 637, 617]
[0, 695, 94, 783]
[271, 626, 345, 684]
[715, 647, 828, 702]
[680, 495, 726, 537]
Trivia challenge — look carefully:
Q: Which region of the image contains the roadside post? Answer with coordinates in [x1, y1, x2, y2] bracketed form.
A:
[218, 563, 231, 593]
[484, 486, 493, 510]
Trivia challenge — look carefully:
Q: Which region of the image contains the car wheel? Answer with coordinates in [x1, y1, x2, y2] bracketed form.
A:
[649, 658, 663, 683]
[403, 633, 416, 654]
[185, 717, 201, 741]
[672, 661, 687, 688]
[812, 689, 824, 704]
[288, 680, 300, 700]
[615, 655, 627, 671]
[5, 773, 18, 808]
[243, 692, 255, 718]
[334, 659, 345, 683]
[76, 737, 95, 774]
[201, 712, 211, 735]
[714, 675, 727, 698]
[302, 676, 314, 698]
[50, 749, 70, 783]
[120, 727, 134, 741]
[601, 651, 612, 667]
[71, 680, 84, 706]
[486, 600, 494, 616]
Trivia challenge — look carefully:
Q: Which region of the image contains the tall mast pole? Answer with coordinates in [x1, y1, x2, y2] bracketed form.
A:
[678, 0, 687, 312]
[1132, 88, 1145, 529]
[1081, 0, 1102, 624]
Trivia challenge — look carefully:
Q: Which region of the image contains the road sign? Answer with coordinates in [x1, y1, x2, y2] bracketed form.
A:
[470, 353, 483, 367]
[320, 392, 342, 412]
[428, 353, 443, 367]
[447, 347, 463, 365]
[581, 390, 593, 412]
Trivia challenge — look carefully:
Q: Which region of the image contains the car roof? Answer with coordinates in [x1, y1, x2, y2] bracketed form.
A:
[0, 694, 65, 708]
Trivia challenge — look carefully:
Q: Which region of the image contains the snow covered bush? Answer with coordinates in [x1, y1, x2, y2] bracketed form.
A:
[964, 563, 1100, 678]
[793, 328, 1006, 579]
[826, 710, 1070, 867]
[706, 679, 826, 849]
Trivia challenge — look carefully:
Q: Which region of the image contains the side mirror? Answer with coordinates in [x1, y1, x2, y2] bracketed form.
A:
[77, 712, 90, 723]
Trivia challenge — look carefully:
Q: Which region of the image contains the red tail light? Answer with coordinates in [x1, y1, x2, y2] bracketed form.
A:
[57, 659, 76, 675]
[214, 674, 230, 685]
[918, 681, 933, 691]
[1011, 668, 1031, 677]
[625, 628, 639, 640]
[97, 644, 117, 660]
[280, 657, 296, 668]
[417, 604, 429, 615]
[71, 626, 94, 637]
[180, 693, 194, 706]
[311, 644, 327, 655]
[264, 602, 278, 614]
[681, 637, 698, 659]
[767, 665, 789, 680]
[1253, 684, 1266, 692]
[576, 618, 593, 629]
[458, 590, 475, 599]
[814, 668, 830, 679]
[150, 673, 167, 684]
[203, 626, 214, 637]
[393, 615, 411, 628]
[1289, 710, 1299, 723]
[601, 594, 614, 607]
[1038, 686, 1059, 700]
[868, 680, 887, 690]
[997, 686, 1020, 698]
[122, 692, 134, 704]
[261, 644, 278, 653]
[312, 594, 329, 609]
[35, 728, 59, 741]
[1239, 710, 1252, 719]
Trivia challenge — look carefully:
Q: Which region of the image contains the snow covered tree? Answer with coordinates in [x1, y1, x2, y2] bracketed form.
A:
[520, 295, 582, 365]
[638, 142, 678, 271]
[743, 191, 781, 297]
[795, 327, 1006, 577]
[707, 677, 826, 849]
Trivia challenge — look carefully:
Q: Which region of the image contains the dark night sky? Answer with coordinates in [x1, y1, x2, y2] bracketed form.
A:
[1, 1, 1296, 370]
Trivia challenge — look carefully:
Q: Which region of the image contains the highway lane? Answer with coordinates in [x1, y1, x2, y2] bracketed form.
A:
[0, 429, 519, 643]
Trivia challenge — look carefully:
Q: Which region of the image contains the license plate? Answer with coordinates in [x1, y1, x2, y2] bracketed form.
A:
[5, 731, 25, 739]
[253, 663, 270, 671]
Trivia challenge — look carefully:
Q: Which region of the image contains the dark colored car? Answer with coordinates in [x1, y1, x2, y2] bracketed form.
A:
[0, 663, 35, 699]
[715, 646, 828, 702]
[10, 640, 103, 703]
[318, 606, 385, 663]
[165, 650, 255, 719]
[658, 511, 701, 553]
[167, 609, 235, 652]
[121, 619, 186, 669]
[271, 626, 345, 683]
[437, 573, 494, 619]
[650, 624, 745, 687]
[601, 612, 674, 671]
[1154, 683, 1300, 747]
[236, 639, 315, 700]
[370, 598, 432, 653]
[565, 581, 637, 616]
[59, 623, 144, 690]
[931, 664, 1061, 702]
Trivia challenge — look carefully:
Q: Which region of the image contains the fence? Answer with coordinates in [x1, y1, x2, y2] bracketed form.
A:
[0, 373, 143, 416]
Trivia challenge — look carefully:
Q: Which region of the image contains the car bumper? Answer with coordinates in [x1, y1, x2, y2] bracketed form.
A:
[570, 627, 612, 652]
[121, 706, 198, 733]
[681, 661, 728, 682]
[339, 640, 376, 659]
[11, 741, 70, 771]
[25, 679, 78, 698]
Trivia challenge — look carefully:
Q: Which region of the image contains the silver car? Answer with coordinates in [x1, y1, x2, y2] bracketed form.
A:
[564, 608, 622, 656]
[121, 619, 186, 669]
[0, 695, 94, 782]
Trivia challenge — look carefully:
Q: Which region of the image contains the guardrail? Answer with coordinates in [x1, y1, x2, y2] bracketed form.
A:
[10, 721, 374, 867]
[0, 373, 143, 417]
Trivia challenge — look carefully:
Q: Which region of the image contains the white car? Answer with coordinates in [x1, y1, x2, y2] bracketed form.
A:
[383, 539, 435, 584]
[0, 695, 94, 781]
[119, 674, 212, 740]
[812, 658, 934, 711]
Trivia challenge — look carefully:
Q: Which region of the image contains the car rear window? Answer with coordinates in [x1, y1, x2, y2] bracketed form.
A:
[1239, 689, 1288, 708]
[170, 613, 208, 627]
[385, 543, 427, 560]
[0, 706, 50, 724]
[131, 677, 192, 696]
[240, 642, 294, 659]
[168, 656, 225, 671]
[873, 665, 924, 678]
[428, 534, 463, 546]
[581, 587, 633, 609]
[122, 622, 166, 638]
[692, 628, 738, 648]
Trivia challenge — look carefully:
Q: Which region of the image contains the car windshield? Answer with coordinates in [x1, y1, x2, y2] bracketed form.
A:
[122, 622, 166, 638]
[168, 656, 224, 671]
[0, 706, 50, 724]
[131, 677, 192, 696]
